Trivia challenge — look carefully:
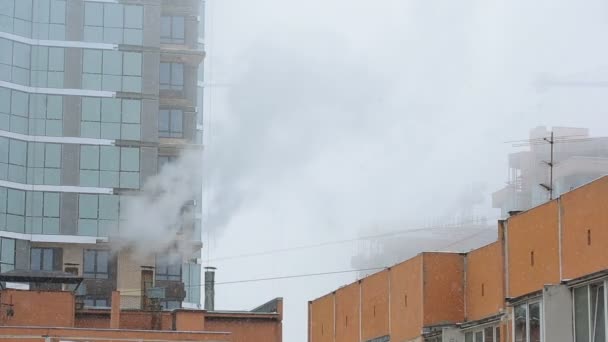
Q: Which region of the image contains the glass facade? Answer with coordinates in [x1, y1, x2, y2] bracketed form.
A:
[0, 188, 60, 234]
[79, 145, 140, 188]
[0, 0, 204, 308]
[0, 0, 149, 245]
[81, 97, 141, 140]
[161, 16, 185, 44]
[0, 38, 65, 88]
[464, 326, 500, 342]
[514, 301, 542, 342]
[159, 109, 183, 138]
[31, 247, 60, 271]
[156, 254, 181, 281]
[182, 258, 201, 304]
[0, 0, 66, 39]
[82, 50, 142, 92]
[83, 249, 109, 278]
[78, 194, 120, 237]
[574, 283, 606, 342]
[0, 137, 60, 185]
[0, 88, 63, 136]
[0, 237, 15, 272]
[84, 2, 143, 45]
[160, 62, 184, 90]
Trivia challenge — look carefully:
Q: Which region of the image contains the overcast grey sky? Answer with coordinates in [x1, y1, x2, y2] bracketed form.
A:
[200, 0, 608, 340]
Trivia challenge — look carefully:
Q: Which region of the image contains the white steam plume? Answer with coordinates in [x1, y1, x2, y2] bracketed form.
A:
[111, 149, 203, 261]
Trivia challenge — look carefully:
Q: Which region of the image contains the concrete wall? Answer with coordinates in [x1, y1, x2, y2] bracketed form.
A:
[335, 282, 360, 342]
[116, 250, 149, 308]
[442, 326, 464, 342]
[561, 176, 608, 280]
[310, 293, 334, 342]
[465, 242, 504, 321]
[390, 255, 423, 342]
[14, 240, 30, 270]
[506, 201, 560, 298]
[542, 285, 573, 342]
[423, 253, 465, 326]
[361, 270, 390, 341]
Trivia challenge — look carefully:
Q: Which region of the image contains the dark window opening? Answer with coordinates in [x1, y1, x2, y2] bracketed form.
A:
[83, 249, 109, 279]
[30, 247, 61, 271]
[530, 251, 535, 266]
[155, 254, 181, 281]
[160, 300, 181, 311]
[83, 296, 109, 308]
[65, 266, 78, 275]
[588, 229, 592, 246]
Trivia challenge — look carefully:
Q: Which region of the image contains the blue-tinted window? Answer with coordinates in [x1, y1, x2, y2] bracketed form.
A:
[30, 247, 58, 271]
[82, 50, 142, 92]
[83, 2, 142, 45]
[160, 62, 184, 90]
[159, 109, 184, 138]
[161, 16, 185, 44]
[156, 254, 181, 281]
[0, 238, 15, 272]
[83, 249, 109, 279]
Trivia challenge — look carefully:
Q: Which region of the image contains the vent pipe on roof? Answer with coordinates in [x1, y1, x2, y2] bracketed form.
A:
[204, 267, 216, 311]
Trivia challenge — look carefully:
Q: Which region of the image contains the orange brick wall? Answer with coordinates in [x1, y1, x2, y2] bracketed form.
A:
[174, 311, 205, 331]
[0, 326, 230, 341]
[308, 176, 608, 342]
[0, 290, 74, 327]
[335, 282, 360, 342]
[205, 318, 281, 342]
[310, 294, 334, 342]
[466, 242, 504, 321]
[389, 255, 423, 342]
[422, 253, 465, 326]
[561, 176, 608, 280]
[507, 201, 560, 298]
[361, 270, 389, 341]
[119, 311, 156, 330]
[75, 312, 110, 329]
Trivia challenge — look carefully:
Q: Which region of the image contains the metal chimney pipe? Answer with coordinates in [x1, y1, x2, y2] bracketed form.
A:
[204, 267, 216, 311]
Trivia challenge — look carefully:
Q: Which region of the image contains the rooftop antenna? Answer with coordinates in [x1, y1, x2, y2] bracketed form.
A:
[540, 131, 554, 200]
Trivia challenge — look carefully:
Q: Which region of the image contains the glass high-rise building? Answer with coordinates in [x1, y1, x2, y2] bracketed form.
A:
[0, 0, 205, 309]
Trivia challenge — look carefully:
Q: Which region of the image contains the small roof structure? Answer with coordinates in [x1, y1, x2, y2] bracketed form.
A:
[0, 269, 83, 286]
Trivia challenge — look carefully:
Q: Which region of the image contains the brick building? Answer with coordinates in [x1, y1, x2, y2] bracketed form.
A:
[0, 286, 283, 341]
[309, 175, 608, 342]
